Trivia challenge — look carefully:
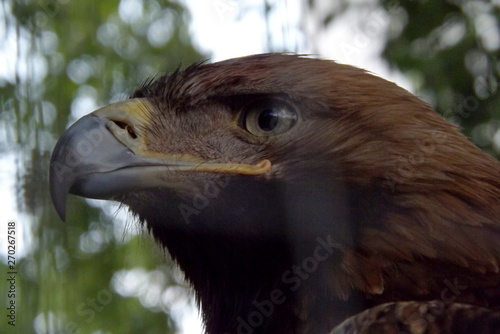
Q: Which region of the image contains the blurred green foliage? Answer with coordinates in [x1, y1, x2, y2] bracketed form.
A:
[381, 0, 499, 156]
[307, 0, 500, 157]
[1, 0, 203, 333]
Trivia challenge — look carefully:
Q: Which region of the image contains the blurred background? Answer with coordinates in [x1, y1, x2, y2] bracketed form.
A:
[0, 0, 499, 333]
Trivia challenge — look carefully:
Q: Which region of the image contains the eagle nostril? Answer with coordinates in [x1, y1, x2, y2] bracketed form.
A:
[113, 120, 137, 139]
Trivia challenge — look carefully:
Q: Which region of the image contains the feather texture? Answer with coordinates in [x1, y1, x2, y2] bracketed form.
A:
[51, 54, 500, 333]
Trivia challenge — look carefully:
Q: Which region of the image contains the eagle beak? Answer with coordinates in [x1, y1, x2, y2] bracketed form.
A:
[49, 98, 271, 221]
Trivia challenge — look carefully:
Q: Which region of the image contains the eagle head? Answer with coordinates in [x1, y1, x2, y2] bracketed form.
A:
[50, 54, 500, 334]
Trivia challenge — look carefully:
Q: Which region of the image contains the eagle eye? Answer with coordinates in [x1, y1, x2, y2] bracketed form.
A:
[242, 100, 298, 136]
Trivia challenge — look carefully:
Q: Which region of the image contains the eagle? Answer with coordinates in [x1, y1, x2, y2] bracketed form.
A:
[50, 54, 500, 333]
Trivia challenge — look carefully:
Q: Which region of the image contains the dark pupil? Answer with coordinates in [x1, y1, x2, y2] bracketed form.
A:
[258, 109, 279, 131]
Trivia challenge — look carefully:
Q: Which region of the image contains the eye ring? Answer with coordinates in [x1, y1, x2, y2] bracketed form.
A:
[241, 100, 298, 136]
